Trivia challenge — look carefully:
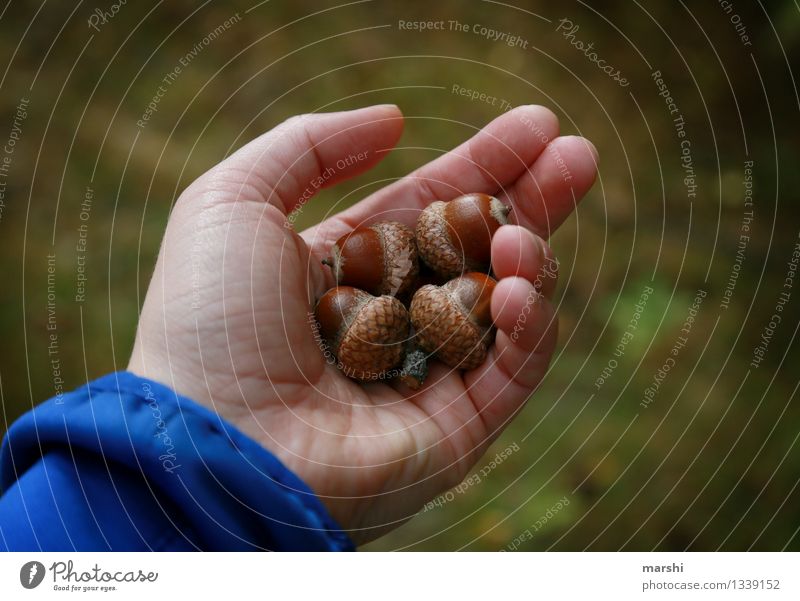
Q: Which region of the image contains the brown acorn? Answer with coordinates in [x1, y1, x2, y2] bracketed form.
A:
[409, 272, 497, 370]
[415, 193, 511, 279]
[314, 286, 410, 381]
[322, 221, 419, 297]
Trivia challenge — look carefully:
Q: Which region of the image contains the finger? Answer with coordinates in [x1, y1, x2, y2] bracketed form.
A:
[192, 104, 404, 215]
[500, 135, 598, 238]
[491, 224, 559, 299]
[463, 276, 558, 438]
[302, 105, 559, 243]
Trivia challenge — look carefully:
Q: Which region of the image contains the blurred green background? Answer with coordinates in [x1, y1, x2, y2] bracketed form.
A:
[1, 0, 798, 550]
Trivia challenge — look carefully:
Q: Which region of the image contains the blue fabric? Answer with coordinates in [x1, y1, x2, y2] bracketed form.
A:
[0, 372, 353, 551]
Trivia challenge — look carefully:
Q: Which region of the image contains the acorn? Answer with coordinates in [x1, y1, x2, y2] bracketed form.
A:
[315, 286, 410, 381]
[409, 272, 497, 370]
[322, 221, 419, 297]
[415, 193, 511, 279]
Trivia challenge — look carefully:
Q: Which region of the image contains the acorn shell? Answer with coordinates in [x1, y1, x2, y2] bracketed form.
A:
[409, 274, 497, 370]
[315, 287, 410, 381]
[326, 221, 419, 297]
[415, 194, 510, 279]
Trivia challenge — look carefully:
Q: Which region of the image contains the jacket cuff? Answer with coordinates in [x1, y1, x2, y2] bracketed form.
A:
[0, 371, 353, 551]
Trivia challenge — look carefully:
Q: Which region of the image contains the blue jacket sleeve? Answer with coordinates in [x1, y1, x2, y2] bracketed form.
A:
[0, 372, 353, 551]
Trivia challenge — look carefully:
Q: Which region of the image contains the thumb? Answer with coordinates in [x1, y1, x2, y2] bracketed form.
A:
[197, 104, 405, 215]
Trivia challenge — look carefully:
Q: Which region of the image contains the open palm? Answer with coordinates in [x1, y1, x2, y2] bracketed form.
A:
[128, 104, 597, 544]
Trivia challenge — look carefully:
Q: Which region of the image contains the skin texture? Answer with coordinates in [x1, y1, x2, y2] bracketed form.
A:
[128, 104, 598, 545]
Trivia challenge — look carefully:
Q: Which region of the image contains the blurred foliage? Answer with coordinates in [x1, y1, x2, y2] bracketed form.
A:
[1, 0, 798, 550]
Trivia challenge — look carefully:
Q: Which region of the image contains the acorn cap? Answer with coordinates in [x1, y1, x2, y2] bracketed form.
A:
[409, 280, 495, 370]
[376, 221, 419, 296]
[415, 201, 466, 279]
[332, 294, 410, 381]
[315, 288, 363, 351]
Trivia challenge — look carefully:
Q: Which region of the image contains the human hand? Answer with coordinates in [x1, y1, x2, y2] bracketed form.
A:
[128, 104, 597, 544]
